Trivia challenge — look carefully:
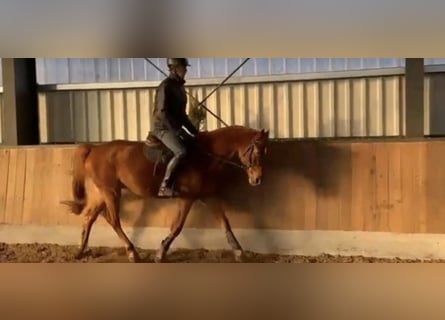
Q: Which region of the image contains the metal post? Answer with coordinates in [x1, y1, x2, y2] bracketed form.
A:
[1, 58, 39, 145]
[404, 58, 424, 137]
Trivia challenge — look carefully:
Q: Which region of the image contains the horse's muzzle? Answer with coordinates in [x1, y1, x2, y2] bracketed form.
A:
[249, 177, 262, 186]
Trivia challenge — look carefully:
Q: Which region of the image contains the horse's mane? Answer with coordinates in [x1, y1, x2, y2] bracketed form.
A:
[199, 125, 259, 135]
[194, 125, 260, 152]
[197, 125, 259, 142]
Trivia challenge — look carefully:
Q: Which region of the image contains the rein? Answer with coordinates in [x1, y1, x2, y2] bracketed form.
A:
[203, 152, 247, 170]
[201, 141, 255, 171]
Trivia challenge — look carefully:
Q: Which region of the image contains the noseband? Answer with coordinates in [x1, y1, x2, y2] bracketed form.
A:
[241, 141, 255, 169]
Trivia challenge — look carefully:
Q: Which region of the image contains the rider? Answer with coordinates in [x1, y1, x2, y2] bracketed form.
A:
[151, 58, 199, 197]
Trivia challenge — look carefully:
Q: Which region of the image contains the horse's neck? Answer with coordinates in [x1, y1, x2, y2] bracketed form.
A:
[198, 129, 252, 160]
[196, 138, 235, 160]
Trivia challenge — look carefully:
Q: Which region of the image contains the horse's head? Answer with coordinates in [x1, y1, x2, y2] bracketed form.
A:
[238, 128, 269, 186]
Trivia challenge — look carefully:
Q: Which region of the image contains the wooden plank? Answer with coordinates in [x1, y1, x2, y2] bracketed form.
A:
[386, 142, 403, 232]
[399, 142, 427, 233]
[315, 142, 352, 230]
[0, 149, 10, 223]
[4, 149, 18, 224]
[29, 147, 51, 225]
[14, 148, 27, 224]
[416, 143, 428, 233]
[336, 144, 353, 231]
[375, 142, 390, 232]
[50, 147, 63, 225]
[51, 147, 79, 226]
[22, 148, 36, 224]
[313, 142, 331, 230]
[283, 143, 311, 230]
[300, 142, 317, 230]
[425, 141, 445, 233]
[46, 147, 67, 225]
[4, 149, 27, 224]
[363, 143, 379, 231]
[58, 148, 77, 225]
[350, 143, 374, 231]
[293, 173, 311, 230]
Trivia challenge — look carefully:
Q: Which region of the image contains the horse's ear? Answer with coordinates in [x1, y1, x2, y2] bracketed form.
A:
[257, 128, 269, 142]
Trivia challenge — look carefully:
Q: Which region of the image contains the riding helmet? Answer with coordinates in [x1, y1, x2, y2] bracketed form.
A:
[167, 58, 191, 67]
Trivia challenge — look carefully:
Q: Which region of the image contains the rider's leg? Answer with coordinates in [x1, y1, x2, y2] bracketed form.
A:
[156, 130, 187, 197]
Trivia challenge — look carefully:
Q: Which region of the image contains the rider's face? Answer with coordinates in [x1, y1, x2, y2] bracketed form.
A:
[175, 65, 187, 79]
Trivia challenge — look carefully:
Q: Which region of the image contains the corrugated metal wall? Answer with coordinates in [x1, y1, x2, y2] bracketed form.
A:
[38, 88, 156, 143]
[0, 58, 444, 86]
[28, 58, 445, 85]
[189, 76, 404, 138]
[2, 59, 445, 143]
[38, 74, 405, 143]
[35, 58, 409, 84]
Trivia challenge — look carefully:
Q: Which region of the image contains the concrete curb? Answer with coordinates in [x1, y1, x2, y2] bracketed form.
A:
[1, 224, 445, 260]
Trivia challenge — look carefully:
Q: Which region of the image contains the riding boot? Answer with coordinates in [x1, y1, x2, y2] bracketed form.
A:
[158, 154, 183, 197]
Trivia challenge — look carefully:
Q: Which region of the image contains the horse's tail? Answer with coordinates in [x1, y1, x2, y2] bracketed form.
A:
[60, 143, 93, 215]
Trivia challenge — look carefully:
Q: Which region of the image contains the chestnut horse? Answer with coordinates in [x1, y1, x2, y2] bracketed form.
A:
[62, 125, 269, 262]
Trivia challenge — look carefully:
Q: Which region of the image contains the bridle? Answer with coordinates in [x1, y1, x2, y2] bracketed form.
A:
[241, 141, 256, 169]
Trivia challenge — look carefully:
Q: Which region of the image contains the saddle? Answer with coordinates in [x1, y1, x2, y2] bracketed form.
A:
[143, 132, 174, 175]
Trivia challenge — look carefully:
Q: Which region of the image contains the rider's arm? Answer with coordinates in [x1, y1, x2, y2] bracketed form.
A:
[156, 83, 181, 131]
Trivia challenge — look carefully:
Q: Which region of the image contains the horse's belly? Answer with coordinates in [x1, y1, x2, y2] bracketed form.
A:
[118, 162, 163, 197]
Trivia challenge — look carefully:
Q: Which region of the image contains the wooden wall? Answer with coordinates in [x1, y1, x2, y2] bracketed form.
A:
[0, 139, 445, 234]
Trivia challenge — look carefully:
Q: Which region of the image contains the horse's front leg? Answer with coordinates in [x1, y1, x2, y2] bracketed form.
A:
[201, 197, 245, 262]
[155, 197, 195, 262]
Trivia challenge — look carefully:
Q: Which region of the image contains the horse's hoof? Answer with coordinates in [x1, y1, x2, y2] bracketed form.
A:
[234, 250, 245, 262]
[74, 251, 84, 260]
[154, 250, 165, 263]
[128, 251, 140, 263]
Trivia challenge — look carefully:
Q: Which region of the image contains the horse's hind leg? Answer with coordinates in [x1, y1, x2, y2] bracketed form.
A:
[155, 197, 195, 263]
[101, 188, 140, 263]
[202, 197, 244, 262]
[75, 182, 105, 260]
[75, 204, 102, 260]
